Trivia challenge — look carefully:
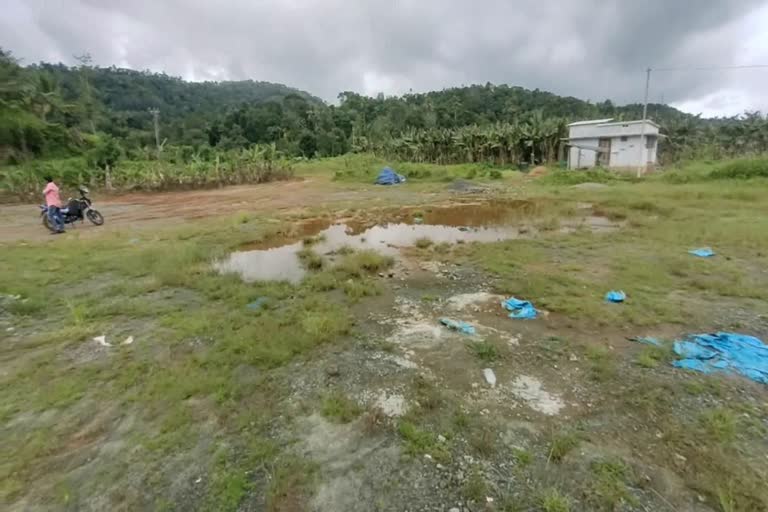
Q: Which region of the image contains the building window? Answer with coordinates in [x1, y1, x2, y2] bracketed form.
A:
[620, 136, 628, 142]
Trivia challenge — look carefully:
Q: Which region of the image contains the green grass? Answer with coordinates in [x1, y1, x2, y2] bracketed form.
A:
[587, 458, 637, 510]
[585, 346, 618, 382]
[297, 247, 325, 270]
[635, 345, 670, 369]
[467, 340, 500, 363]
[548, 432, 580, 463]
[336, 249, 394, 277]
[699, 408, 737, 443]
[415, 237, 433, 249]
[342, 278, 382, 300]
[462, 470, 489, 502]
[538, 488, 571, 512]
[321, 392, 362, 423]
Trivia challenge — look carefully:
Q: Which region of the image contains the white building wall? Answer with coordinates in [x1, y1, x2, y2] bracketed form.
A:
[568, 137, 599, 169]
[608, 135, 658, 168]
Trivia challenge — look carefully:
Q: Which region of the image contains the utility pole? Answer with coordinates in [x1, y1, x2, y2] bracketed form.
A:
[148, 108, 160, 155]
[637, 67, 651, 177]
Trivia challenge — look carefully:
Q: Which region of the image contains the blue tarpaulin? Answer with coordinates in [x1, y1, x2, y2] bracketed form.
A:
[689, 247, 715, 258]
[672, 332, 768, 384]
[375, 167, 406, 185]
[605, 290, 626, 303]
[440, 318, 476, 335]
[502, 297, 538, 319]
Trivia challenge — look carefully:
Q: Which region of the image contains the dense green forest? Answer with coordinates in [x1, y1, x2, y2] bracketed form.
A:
[2, 47, 768, 195]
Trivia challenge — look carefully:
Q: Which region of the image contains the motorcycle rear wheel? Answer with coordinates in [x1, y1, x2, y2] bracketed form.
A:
[87, 209, 104, 226]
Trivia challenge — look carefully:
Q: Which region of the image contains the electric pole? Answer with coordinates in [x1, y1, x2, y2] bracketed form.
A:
[148, 108, 161, 155]
[637, 67, 651, 177]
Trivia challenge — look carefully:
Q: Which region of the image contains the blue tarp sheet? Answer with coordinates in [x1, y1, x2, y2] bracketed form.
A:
[605, 290, 626, 303]
[502, 297, 538, 319]
[673, 332, 768, 384]
[689, 247, 715, 258]
[375, 167, 406, 185]
[440, 318, 476, 335]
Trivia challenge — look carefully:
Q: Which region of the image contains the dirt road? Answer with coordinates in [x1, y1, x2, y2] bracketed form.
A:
[0, 178, 440, 242]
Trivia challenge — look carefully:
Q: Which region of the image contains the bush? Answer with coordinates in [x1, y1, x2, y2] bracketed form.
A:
[709, 158, 768, 180]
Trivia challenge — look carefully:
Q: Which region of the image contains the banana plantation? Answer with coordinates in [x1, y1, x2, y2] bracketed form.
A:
[354, 111, 567, 165]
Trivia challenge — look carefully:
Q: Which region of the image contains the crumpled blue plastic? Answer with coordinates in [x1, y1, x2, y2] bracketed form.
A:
[502, 297, 538, 319]
[605, 290, 626, 303]
[439, 318, 476, 335]
[689, 247, 715, 258]
[672, 332, 768, 384]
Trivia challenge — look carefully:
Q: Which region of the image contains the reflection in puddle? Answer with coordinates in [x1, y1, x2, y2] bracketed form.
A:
[215, 201, 620, 283]
[215, 222, 528, 283]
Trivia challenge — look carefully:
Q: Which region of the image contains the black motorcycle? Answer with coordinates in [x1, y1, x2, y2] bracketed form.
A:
[40, 186, 104, 232]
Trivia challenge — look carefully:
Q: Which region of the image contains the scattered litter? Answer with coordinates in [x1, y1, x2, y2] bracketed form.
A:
[439, 318, 476, 335]
[414, 217, 424, 224]
[458, 226, 469, 232]
[483, 368, 497, 388]
[6, 327, 14, 332]
[437, 434, 447, 443]
[94, 335, 111, 347]
[508, 334, 520, 346]
[672, 332, 768, 384]
[246, 297, 269, 311]
[375, 166, 406, 185]
[502, 297, 538, 319]
[122, 336, 134, 345]
[486, 497, 494, 503]
[424, 454, 433, 461]
[689, 247, 715, 258]
[630, 336, 663, 347]
[195, 476, 203, 484]
[604, 290, 626, 303]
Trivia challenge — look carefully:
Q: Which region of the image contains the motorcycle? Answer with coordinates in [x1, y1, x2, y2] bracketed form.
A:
[40, 186, 105, 232]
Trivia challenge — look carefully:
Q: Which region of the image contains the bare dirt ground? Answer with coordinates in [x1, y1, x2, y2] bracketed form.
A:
[0, 178, 445, 242]
[3, 178, 768, 511]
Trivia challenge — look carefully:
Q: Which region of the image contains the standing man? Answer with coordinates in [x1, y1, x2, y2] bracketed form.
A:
[43, 176, 65, 234]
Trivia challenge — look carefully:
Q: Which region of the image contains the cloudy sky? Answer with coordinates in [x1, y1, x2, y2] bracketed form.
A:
[3, 0, 768, 117]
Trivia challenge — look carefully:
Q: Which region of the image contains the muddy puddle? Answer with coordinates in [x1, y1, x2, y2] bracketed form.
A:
[215, 202, 617, 283]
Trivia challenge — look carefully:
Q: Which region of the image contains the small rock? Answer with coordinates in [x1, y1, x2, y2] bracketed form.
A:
[325, 366, 340, 377]
[6, 327, 14, 332]
[674, 453, 687, 464]
[486, 497, 494, 503]
[569, 353, 578, 362]
[195, 476, 202, 484]
[424, 454, 433, 461]
[437, 434, 447, 443]
[436, 463, 445, 470]
[449, 509, 460, 512]
[378, 272, 385, 277]
[456, 470, 464, 481]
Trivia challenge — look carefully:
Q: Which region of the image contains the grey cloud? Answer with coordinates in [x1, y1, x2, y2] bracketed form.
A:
[2, 0, 766, 115]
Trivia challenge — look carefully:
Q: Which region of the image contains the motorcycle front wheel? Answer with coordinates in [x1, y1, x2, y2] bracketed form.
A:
[86, 209, 104, 226]
[42, 214, 56, 232]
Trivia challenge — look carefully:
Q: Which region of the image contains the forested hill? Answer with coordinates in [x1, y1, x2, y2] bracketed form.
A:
[5, 47, 766, 167]
[27, 62, 322, 147]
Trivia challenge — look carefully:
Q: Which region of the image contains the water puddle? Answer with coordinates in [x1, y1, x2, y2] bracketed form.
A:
[215, 202, 618, 283]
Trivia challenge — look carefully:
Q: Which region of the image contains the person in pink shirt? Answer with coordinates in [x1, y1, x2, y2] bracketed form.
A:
[43, 176, 65, 233]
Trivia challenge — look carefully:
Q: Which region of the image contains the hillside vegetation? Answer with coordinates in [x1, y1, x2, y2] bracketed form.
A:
[2, 47, 768, 198]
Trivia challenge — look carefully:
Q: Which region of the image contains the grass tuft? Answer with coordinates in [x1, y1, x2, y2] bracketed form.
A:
[321, 392, 362, 424]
